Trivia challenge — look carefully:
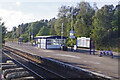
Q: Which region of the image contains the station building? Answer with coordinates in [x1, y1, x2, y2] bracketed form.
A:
[34, 36, 67, 49]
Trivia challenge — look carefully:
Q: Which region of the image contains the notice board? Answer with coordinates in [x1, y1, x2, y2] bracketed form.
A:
[77, 37, 91, 48]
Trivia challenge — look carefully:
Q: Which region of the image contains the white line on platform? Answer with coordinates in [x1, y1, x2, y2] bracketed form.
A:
[83, 60, 100, 64]
[42, 50, 54, 53]
[55, 54, 80, 58]
[83, 60, 87, 62]
[88, 61, 100, 64]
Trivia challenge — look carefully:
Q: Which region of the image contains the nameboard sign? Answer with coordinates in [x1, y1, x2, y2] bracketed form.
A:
[77, 37, 91, 48]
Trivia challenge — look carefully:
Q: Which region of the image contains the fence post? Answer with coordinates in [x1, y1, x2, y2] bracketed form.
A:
[93, 41, 95, 55]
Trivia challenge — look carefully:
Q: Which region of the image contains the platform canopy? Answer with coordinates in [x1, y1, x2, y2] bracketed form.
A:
[34, 35, 67, 39]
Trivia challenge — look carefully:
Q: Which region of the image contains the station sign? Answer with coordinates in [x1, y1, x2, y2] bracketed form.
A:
[70, 31, 75, 36]
[70, 31, 75, 39]
[70, 36, 75, 38]
[77, 37, 91, 48]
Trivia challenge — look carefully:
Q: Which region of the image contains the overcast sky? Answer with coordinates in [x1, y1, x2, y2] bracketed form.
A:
[0, 0, 119, 31]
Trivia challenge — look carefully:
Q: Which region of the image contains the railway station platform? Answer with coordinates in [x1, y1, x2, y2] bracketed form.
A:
[5, 42, 119, 79]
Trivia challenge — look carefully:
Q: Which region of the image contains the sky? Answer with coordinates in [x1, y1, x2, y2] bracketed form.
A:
[0, 0, 119, 31]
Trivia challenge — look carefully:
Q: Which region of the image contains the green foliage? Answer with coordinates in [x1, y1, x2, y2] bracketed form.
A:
[48, 18, 57, 35]
[37, 26, 50, 36]
[5, 1, 119, 51]
[54, 19, 62, 36]
[32, 21, 47, 36]
[5, 32, 12, 39]
[21, 33, 29, 42]
[91, 5, 116, 49]
[0, 19, 6, 44]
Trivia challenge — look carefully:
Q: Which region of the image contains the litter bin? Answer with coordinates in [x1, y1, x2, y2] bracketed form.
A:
[74, 45, 77, 51]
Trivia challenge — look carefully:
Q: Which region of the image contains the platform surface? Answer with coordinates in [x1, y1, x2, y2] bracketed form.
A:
[5, 42, 119, 79]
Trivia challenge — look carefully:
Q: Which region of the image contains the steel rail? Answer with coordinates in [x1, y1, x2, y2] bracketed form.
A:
[3, 48, 67, 79]
[3, 51, 46, 80]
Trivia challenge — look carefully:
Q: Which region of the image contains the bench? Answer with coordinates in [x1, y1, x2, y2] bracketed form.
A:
[99, 50, 114, 58]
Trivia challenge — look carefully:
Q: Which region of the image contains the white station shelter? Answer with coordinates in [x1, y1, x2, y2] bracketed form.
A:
[34, 36, 67, 49]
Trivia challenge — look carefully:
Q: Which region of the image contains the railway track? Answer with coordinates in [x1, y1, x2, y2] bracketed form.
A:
[2, 49, 67, 80]
[3, 46, 112, 80]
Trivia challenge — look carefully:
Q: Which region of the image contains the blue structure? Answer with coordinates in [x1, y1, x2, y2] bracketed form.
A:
[19, 37, 22, 44]
[93, 41, 95, 55]
[99, 50, 114, 58]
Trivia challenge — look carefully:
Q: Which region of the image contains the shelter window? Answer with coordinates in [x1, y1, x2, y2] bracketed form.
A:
[47, 39, 53, 45]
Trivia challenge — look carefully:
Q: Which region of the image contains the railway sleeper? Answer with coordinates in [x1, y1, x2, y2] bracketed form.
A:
[0, 63, 14, 66]
[6, 71, 30, 80]
[1, 64, 18, 70]
[11, 76, 35, 80]
[1, 59, 35, 80]
[3, 67, 25, 78]
[0, 60, 15, 66]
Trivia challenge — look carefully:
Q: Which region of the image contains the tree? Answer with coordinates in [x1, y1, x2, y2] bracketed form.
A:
[49, 20, 56, 35]
[56, 5, 71, 37]
[74, 1, 95, 37]
[21, 33, 29, 42]
[36, 26, 49, 36]
[58, 5, 70, 18]
[92, 5, 115, 49]
[0, 18, 6, 44]
[5, 2, 119, 51]
[6, 31, 12, 39]
[45, 19, 48, 23]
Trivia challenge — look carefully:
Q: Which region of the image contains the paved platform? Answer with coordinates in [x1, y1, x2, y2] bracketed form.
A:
[5, 42, 119, 79]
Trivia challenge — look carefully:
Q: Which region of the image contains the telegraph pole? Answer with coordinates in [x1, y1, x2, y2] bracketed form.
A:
[29, 31, 30, 42]
[20, 25, 22, 37]
[31, 24, 33, 45]
[71, 6, 74, 51]
[13, 30, 15, 41]
[12, 27, 15, 42]
[31, 24, 33, 41]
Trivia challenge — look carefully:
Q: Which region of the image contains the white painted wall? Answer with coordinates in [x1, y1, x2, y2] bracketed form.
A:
[38, 39, 41, 48]
[36, 38, 66, 49]
[41, 39, 46, 49]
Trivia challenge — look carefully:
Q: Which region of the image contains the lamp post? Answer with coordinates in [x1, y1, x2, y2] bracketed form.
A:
[108, 29, 110, 47]
[12, 27, 16, 42]
[61, 23, 63, 46]
[29, 31, 30, 42]
[31, 24, 33, 41]
[71, 7, 73, 49]
[30, 23, 33, 45]
[70, 6, 75, 51]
